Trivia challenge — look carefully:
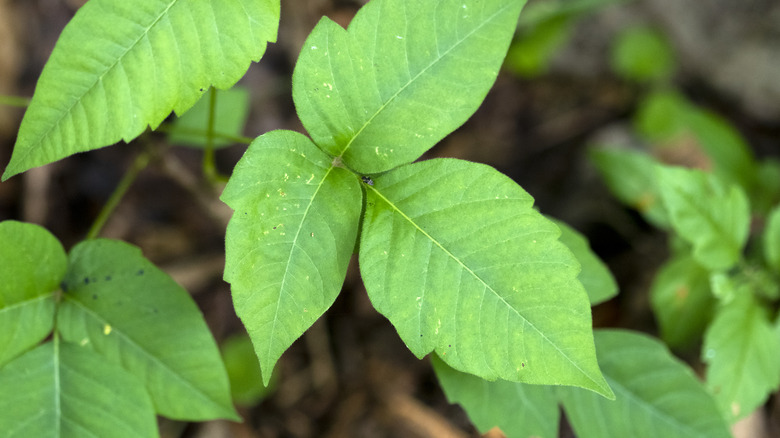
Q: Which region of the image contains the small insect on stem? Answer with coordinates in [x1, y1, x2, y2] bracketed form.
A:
[361, 176, 374, 186]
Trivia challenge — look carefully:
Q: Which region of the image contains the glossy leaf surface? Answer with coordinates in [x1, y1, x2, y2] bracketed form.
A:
[0, 221, 62, 366]
[0, 340, 157, 438]
[4, 0, 280, 179]
[656, 166, 749, 271]
[433, 354, 559, 438]
[360, 158, 610, 396]
[222, 130, 362, 384]
[703, 292, 780, 421]
[560, 330, 731, 438]
[293, 0, 525, 174]
[57, 239, 238, 421]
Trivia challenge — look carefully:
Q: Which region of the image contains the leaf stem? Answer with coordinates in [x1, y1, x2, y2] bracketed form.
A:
[202, 88, 227, 184]
[0, 95, 31, 108]
[86, 150, 151, 239]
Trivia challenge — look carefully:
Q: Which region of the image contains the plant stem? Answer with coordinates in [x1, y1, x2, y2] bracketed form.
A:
[0, 95, 31, 107]
[202, 88, 227, 184]
[86, 150, 150, 239]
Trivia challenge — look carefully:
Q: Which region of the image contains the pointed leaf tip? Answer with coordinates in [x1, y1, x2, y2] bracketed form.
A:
[222, 130, 362, 383]
[360, 158, 610, 396]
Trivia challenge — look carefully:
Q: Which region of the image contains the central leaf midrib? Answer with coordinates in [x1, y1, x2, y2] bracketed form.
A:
[369, 185, 601, 387]
[67, 296, 222, 413]
[337, 3, 512, 159]
[266, 165, 335, 363]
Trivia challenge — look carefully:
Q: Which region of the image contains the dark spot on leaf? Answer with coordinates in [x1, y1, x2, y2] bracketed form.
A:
[104, 276, 112, 281]
[60, 282, 69, 292]
[273, 226, 277, 230]
[199, 88, 204, 92]
[92, 294, 98, 300]
[83, 277, 90, 284]
[521, 362, 525, 368]
[136, 269, 144, 276]
[448, 344, 451, 348]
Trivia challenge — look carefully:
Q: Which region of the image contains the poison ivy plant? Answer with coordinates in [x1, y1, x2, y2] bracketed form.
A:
[2, 0, 280, 180]
[656, 166, 750, 272]
[5, 0, 764, 435]
[593, 73, 780, 425]
[434, 330, 731, 438]
[558, 330, 731, 438]
[703, 290, 780, 421]
[221, 0, 613, 397]
[0, 340, 158, 438]
[0, 221, 238, 436]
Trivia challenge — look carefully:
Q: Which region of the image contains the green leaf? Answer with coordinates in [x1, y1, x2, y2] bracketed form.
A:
[432, 354, 559, 438]
[360, 158, 611, 397]
[610, 27, 675, 82]
[703, 291, 780, 421]
[0, 340, 157, 438]
[650, 253, 714, 348]
[221, 130, 362, 384]
[553, 219, 618, 306]
[168, 87, 251, 148]
[589, 147, 669, 228]
[656, 166, 749, 271]
[292, 0, 525, 174]
[764, 205, 780, 274]
[0, 221, 63, 366]
[559, 329, 731, 438]
[3, 0, 280, 180]
[56, 239, 238, 421]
